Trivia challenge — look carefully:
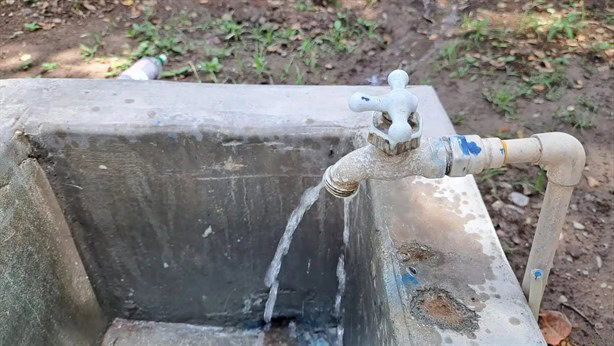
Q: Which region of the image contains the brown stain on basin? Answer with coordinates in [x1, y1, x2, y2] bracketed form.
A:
[411, 288, 479, 334]
[397, 242, 444, 265]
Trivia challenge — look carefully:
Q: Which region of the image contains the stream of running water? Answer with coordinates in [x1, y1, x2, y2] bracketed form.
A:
[263, 181, 351, 346]
[263, 182, 324, 324]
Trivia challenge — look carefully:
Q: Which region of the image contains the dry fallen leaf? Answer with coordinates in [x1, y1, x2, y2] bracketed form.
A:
[532, 84, 546, 92]
[573, 79, 584, 89]
[535, 60, 554, 73]
[266, 44, 281, 53]
[120, 0, 133, 6]
[82, 1, 97, 11]
[586, 175, 600, 188]
[130, 6, 141, 19]
[539, 310, 572, 345]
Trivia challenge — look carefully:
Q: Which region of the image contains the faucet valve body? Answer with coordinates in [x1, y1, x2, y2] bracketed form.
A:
[349, 70, 421, 156]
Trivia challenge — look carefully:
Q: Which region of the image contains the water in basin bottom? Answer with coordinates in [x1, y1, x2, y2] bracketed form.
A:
[102, 318, 339, 346]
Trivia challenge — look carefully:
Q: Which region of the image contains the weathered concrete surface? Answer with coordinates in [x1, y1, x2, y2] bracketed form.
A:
[103, 318, 264, 346]
[0, 79, 544, 345]
[0, 136, 106, 345]
[40, 131, 350, 326]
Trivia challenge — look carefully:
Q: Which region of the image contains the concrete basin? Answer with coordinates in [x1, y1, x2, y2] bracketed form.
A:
[0, 79, 545, 345]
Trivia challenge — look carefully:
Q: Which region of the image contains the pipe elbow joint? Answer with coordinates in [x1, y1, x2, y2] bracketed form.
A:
[532, 132, 585, 187]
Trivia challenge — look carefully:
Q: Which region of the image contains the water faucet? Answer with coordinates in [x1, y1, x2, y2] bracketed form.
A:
[323, 70, 585, 320]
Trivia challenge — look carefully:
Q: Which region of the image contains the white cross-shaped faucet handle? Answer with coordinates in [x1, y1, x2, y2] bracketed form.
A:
[348, 70, 419, 143]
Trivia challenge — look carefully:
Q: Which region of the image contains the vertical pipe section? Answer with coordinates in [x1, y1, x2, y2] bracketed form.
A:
[528, 269, 544, 320]
[521, 182, 574, 298]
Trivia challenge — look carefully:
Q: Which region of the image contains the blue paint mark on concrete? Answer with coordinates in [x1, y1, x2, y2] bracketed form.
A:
[456, 136, 482, 156]
[401, 273, 418, 285]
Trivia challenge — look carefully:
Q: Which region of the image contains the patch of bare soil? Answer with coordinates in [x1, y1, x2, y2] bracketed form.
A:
[1, 0, 612, 344]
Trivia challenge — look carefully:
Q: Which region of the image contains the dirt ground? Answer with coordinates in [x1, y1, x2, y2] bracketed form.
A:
[1, 0, 612, 344]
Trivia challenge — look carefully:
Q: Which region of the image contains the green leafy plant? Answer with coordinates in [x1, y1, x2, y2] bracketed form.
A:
[532, 168, 547, 195]
[295, 0, 313, 12]
[525, 58, 568, 101]
[251, 48, 268, 77]
[462, 15, 489, 43]
[356, 17, 378, 39]
[450, 111, 465, 126]
[105, 59, 132, 77]
[199, 57, 222, 82]
[435, 41, 469, 71]
[80, 33, 102, 60]
[555, 106, 594, 129]
[40, 62, 57, 72]
[80, 44, 98, 59]
[578, 96, 598, 113]
[480, 167, 507, 196]
[546, 12, 586, 41]
[160, 65, 191, 79]
[127, 20, 184, 58]
[419, 75, 432, 85]
[483, 85, 519, 116]
[249, 24, 275, 46]
[24, 21, 40, 32]
[203, 45, 233, 60]
[294, 65, 304, 85]
[304, 50, 318, 70]
[323, 13, 354, 52]
[216, 17, 245, 41]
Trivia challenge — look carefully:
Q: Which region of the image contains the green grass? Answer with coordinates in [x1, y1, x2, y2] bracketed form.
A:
[251, 48, 269, 78]
[482, 84, 521, 116]
[127, 20, 184, 58]
[249, 24, 275, 46]
[294, 65, 304, 85]
[525, 57, 568, 101]
[216, 17, 245, 41]
[480, 167, 506, 182]
[461, 15, 489, 44]
[159, 65, 191, 79]
[356, 17, 379, 39]
[323, 14, 353, 52]
[295, 0, 313, 12]
[105, 59, 132, 77]
[435, 41, 469, 71]
[203, 45, 233, 60]
[80, 37, 101, 60]
[24, 21, 40, 32]
[589, 41, 611, 58]
[320, 12, 379, 52]
[578, 96, 598, 113]
[199, 57, 222, 82]
[450, 111, 465, 126]
[555, 106, 594, 129]
[545, 11, 587, 41]
[480, 167, 507, 196]
[532, 168, 547, 195]
[40, 62, 57, 72]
